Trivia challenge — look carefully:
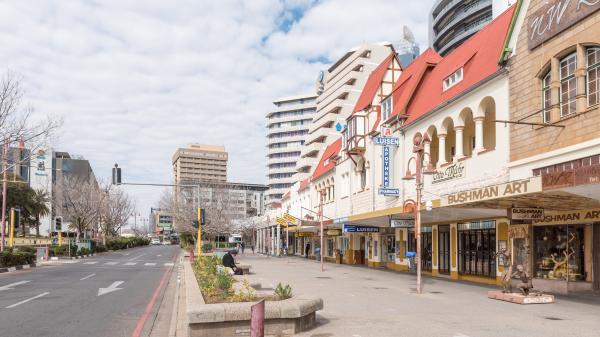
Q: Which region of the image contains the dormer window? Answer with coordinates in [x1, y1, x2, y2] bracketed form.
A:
[381, 96, 393, 123]
[443, 68, 463, 91]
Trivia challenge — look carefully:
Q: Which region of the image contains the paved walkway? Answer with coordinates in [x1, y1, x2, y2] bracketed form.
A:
[235, 253, 600, 337]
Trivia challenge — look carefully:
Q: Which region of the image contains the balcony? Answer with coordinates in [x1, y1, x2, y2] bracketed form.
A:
[433, 0, 492, 44]
[267, 144, 303, 156]
[296, 156, 317, 173]
[306, 125, 335, 146]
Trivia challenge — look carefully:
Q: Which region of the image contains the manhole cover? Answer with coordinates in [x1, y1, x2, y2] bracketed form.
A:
[544, 317, 563, 321]
[373, 287, 389, 290]
[315, 276, 332, 279]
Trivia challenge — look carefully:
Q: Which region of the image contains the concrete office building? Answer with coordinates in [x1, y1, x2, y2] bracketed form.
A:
[296, 42, 396, 178]
[429, 0, 514, 55]
[172, 144, 228, 184]
[266, 94, 317, 208]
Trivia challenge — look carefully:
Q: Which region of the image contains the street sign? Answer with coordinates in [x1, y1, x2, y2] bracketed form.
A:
[373, 137, 400, 146]
[378, 188, 399, 196]
[511, 208, 544, 220]
[382, 146, 391, 187]
[343, 224, 379, 233]
[390, 219, 415, 228]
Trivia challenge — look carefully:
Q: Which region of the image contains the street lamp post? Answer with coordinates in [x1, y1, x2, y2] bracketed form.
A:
[402, 133, 436, 294]
[319, 190, 326, 272]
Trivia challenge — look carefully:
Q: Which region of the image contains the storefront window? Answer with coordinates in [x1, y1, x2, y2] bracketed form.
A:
[458, 220, 496, 278]
[587, 47, 600, 106]
[542, 72, 551, 123]
[327, 238, 334, 257]
[559, 53, 577, 117]
[407, 230, 416, 253]
[422, 227, 432, 272]
[533, 225, 585, 281]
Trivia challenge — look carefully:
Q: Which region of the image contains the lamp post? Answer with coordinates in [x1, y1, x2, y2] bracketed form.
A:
[318, 190, 326, 272]
[402, 133, 436, 294]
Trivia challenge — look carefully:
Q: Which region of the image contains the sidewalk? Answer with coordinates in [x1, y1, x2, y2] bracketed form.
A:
[236, 253, 600, 337]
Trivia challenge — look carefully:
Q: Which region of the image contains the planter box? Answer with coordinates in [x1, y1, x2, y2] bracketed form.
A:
[184, 261, 322, 337]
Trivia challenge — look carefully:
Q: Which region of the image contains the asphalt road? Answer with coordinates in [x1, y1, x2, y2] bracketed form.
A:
[0, 244, 179, 337]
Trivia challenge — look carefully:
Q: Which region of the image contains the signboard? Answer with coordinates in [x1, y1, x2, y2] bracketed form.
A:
[373, 137, 400, 146]
[275, 217, 287, 226]
[382, 146, 391, 187]
[381, 126, 393, 137]
[326, 229, 341, 236]
[378, 188, 400, 196]
[282, 213, 298, 226]
[295, 232, 314, 237]
[333, 217, 348, 224]
[528, 0, 600, 49]
[441, 177, 542, 206]
[533, 208, 600, 225]
[511, 208, 544, 220]
[432, 162, 465, 184]
[390, 219, 415, 228]
[541, 163, 600, 190]
[343, 224, 380, 233]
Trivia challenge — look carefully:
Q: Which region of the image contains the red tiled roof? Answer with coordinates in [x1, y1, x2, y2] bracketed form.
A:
[390, 4, 516, 126]
[311, 138, 342, 181]
[282, 191, 290, 200]
[353, 52, 397, 113]
[299, 178, 310, 191]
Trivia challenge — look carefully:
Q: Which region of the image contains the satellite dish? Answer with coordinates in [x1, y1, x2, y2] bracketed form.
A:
[403, 26, 415, 44]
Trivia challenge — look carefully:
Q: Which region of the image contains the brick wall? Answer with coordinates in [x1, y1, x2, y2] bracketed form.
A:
[509, 0, 600, 162]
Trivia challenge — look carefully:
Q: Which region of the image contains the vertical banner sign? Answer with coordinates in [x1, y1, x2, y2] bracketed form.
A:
[382, 146, 390, 187]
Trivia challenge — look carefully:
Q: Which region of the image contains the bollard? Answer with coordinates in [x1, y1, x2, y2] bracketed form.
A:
[250, 299, 265, 337]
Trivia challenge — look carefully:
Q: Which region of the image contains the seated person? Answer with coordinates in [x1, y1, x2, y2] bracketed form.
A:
[222, 250, 243, 275]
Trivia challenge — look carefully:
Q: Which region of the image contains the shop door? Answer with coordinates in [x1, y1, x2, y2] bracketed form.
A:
[422, 232, 432, 272]
[594, 224, 600, 291]
[438, 225, 450, 275]
[360, 236, 366, 265]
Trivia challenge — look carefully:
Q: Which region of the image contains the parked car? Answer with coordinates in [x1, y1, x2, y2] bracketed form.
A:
[151, 238, 160, 245]
[161, 240, 170, 245]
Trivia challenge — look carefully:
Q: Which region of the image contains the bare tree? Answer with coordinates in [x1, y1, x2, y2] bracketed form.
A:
[99, 184, 135, 245]
[56, 177, 102, 240]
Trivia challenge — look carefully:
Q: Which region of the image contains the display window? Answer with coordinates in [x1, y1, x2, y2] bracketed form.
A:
[458, 220, 496, 278]
[421, 227, 432, 272]
[327, 238, 334, 257]
[533, 225, 585, 282]
[384, 235, 396, 262]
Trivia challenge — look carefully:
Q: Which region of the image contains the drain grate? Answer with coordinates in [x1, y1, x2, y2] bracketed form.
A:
[544, 317, 563, 321]
[315, 276, 332, 279]
[373, 287, 389, 290]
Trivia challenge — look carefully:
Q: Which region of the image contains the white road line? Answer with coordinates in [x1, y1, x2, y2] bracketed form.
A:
[84, 261, 98, 265]
[157, 254, 162, 257]
[80, 273, 96, 281]
[0, 280, 31, 292]
[164, 263, 174, 266]
[144, 263, 156, 266]
[123, 262, 137, 266]
[6, 292, 50, 309]
[128, 254, 145, 261]
[105, 262, 118, 265]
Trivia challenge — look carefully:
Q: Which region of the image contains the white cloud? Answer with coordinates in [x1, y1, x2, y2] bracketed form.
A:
[0, 0, 434, 214]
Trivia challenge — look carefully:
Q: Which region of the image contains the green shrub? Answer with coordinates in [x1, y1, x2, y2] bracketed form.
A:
[94, 245, 107, 253]
[105, 237, 150, 250]
[202, 242, 214, 252]
[231, 279, 256, 302]
[0, 251, 35, 267]
[79, 247, 90, 256]
[179, 232, 194, 248]
[274, 283, 293, 300]
[14, 246, 37, 254]
[50, 244, 78, 257]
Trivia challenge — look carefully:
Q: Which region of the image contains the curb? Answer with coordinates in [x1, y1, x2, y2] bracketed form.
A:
[0, 263, 36, 274]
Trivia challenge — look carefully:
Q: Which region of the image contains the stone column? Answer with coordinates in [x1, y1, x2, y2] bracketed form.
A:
[455, 126, 464, 160]
[276, 225, 281, 256]
[423, 141, 431, 166]
[438, 134, 447, 167]
[474, 116, 485, 153]
[550, 57, 561, 121]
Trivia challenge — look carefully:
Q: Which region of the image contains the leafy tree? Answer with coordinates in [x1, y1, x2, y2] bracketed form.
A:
[27, 189, 50, 237]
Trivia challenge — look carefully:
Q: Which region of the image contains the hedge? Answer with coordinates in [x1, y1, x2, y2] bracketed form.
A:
[105, 237, 150, 251]
[0, 251, 35, 268]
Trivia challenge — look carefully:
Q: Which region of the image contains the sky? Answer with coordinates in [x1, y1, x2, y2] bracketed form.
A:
[0, 0, 435, 218]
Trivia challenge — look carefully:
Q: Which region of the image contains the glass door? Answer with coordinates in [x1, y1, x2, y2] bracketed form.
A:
[438, 225, 450, 274]
[422, 231, 432, 272]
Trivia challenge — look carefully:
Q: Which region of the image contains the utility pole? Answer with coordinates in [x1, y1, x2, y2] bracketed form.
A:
[1, 142, 8, 252]
[319, 191, 324, 272]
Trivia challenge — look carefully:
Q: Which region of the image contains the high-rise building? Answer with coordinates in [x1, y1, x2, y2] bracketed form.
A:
[429, 0, 514, 56]
[266, 94, 317, 208]
[172, 144, 228, 184]
[296, 42, 395, 178]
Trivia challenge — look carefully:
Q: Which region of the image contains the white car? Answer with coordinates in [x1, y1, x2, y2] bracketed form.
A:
[151, 239, 160, 245]
[161, 240, 170, 245]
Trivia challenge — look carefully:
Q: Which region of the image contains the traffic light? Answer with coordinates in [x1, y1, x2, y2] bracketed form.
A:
[55, 216, 63, 231]
[200, 208, 205, 225]
[112, 164, 121, 185]
[12, 208, 21, 229]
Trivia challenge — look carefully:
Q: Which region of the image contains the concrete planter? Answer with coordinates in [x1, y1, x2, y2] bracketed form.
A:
[184, 261, 322, 337]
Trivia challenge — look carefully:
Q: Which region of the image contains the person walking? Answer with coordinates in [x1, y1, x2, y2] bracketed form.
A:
[241, 242, 245, 254]
[305, 242, 311, 258]
[251, 244, 255, 254]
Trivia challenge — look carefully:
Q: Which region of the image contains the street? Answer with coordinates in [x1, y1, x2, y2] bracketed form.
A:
[239, 254, 600, 337]
[0, 245, 179, 337]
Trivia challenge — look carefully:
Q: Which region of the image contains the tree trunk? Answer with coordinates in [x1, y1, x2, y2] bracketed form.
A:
[35, 215, 40, 237]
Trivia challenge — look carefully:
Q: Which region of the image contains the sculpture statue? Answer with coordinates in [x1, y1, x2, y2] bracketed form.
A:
[512, 264, 533, 295]
[497, 248, 513, 293]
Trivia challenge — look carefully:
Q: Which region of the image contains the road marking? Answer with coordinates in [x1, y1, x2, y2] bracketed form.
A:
[157, 254, 162, 257]
[84, 261, 98, 265]
[6, 292, 49, 309]
[128, 254, 146, 261]
[0, 280, 31, 292]
[144, 263, 156, 266]
[80, 273, 96, 281]
[98, 281, 124, 296]
[453, 333, 471, 337]
[164, 263, 174, 266]
[124, 262, 137, 266]
[105, 262, 118, 265]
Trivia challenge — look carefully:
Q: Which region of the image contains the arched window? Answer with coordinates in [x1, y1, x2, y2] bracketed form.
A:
[587, 47, 600, 106]
[559, 53, 577, 117]
[542, 72, 551, 123]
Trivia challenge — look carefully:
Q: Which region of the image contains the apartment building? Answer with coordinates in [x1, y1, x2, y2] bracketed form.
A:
[296, 43, 396, 179]
[266, 94, 317, 208]
[172, 144, 228, 183]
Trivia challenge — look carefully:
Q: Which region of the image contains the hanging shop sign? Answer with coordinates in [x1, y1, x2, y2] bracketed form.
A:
[382, 145, 391, 187]
[533, 208, 600, 225]
[441, 177, 542, 206]
[326, 229, 341, 236]
[528, 0, 600, 50]
[432, 162, 465, 184]
[343, 224, 380, 233]
[511, 208, 545, 220]
[333, 217, 348, 224]
[373, 137, 400, 146]
[375, 136, 400, 196]
[296, 232, 314, 237]
[378, 188, 400, 196]
[282, 213, 298, 226]
[390, 219, 415, 228]
[275, 217, 287, 226]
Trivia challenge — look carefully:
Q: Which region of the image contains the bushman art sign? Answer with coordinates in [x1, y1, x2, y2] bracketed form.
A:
[441, 177, 542, 206]
[528, 0, 600, 49]
[533, 209, 600, 225]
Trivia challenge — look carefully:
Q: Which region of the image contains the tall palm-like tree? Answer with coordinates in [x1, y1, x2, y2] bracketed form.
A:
[28, 189, 50, 237]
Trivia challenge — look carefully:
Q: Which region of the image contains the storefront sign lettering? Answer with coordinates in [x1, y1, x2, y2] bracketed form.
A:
[511, 208, 545, 220]
[390, 219, 414, 228]
[441, 177, 542, 206]
[541, 163, 600, 189]
[528, 0, 600, 49]
[378, 188, 400, 196]
[295, 232, 314, 237]
[534, 209, 600, 225]
[326, 229, 341, 236]
[343, 225, 380, 233]
[432, 162, 465, 184]
[373, 137, 400, 146]
[382, 146, 391, 187]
